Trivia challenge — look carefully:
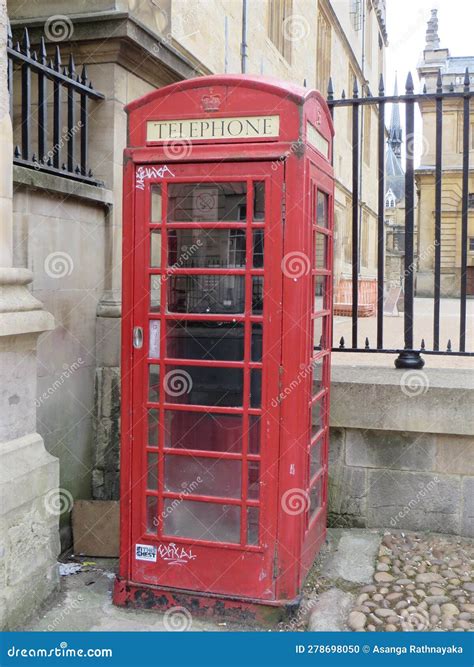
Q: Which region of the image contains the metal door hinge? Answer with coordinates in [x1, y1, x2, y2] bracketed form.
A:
[281, 183, 286, 226]
[273, 548, 279, 579]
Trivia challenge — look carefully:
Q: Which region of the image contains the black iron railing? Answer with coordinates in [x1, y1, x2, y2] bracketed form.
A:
[7, 25, 104, 186]
[327, 71, 473, 367]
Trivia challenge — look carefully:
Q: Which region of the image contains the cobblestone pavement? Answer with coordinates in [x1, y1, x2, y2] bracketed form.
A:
[346, 531, 474, 632]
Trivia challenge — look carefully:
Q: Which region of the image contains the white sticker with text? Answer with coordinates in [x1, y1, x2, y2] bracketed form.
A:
[135, 543, 157, 562]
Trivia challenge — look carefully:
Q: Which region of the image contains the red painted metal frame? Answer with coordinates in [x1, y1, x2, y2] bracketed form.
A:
[116, 75, 334, 614]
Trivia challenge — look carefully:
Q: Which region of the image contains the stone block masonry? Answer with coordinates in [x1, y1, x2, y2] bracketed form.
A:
[326, 366, 474, 537]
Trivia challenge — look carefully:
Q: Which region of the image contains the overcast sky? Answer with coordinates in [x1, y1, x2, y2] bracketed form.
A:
[386, 0, 474, 94]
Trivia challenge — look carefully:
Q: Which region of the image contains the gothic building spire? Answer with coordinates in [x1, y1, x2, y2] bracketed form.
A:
[388, 75, 402, 159]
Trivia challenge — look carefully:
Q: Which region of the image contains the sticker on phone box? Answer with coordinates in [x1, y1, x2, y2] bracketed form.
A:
[135, 544, 157, 562]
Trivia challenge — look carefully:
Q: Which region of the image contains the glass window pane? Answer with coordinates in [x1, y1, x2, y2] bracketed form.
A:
[317, 191, 328, 228]
[164, 455, 241, 499]
[309, 478, 322, 515]
[253, 182, 265, 221]
[149, 320, 160, 358]
[149, 364, 160, 403]
[151, 185, 162, 222]
[252, 230, 264, 267]
[164, 365, 243, 407]
[167, 183, 247, 222]
[167, 275, 245, 314]
[252, 277, 264, 314]
[310, 438, 322, 479]
[249, 416, 261, 455]
[165, 411, 243, 453]
[314, 232, 327, 268]
[251, 323, 263, 362]
[314, 275, 326, 312]
[311, 396, 326, 437]
[146, 496, 158, 533]
[166, 320, 244, 361]
[163, 499, 240, 543]
[147, 452, 158, 490]
[248, 461, 260, 499]
[250, 370, 262, 408]
[148, 409, 159, 447]
[150, 230, 162, 267]
[247, 507, 259, 545]
[168, 229, 246, 269]
[150, 275, 161, 312]
[314, 317, 324, 350]
[312, 355, 324, 396]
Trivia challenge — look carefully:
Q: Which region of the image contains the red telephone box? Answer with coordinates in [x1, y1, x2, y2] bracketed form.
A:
[114, 75, 334, 620]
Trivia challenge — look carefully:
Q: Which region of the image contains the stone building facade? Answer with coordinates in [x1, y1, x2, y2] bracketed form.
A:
[415, 9, 474, 297]
[0, 0, 59, 630]
[6, 0, 388, 531]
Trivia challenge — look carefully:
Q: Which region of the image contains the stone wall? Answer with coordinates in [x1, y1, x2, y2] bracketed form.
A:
[328, 365, 474, 537]
[12, 168, 113, 546]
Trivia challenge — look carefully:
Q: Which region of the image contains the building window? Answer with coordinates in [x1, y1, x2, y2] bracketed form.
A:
[344, 200, 352, 264]
[347, 64, 358, 141]
[316, 9, 331, 93]
[350, 0, 362, 31]
[468, 193, 474, 209]
[365, 1, 373, 68]
[385, 189, 396, 208]
[469, 237, 474, 252]
[268, 0, 293, 63]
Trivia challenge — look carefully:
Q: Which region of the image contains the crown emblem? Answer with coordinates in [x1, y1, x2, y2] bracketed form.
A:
[201, 89, 222, 112]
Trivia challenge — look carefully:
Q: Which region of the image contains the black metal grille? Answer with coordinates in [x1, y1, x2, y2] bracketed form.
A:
[327, 71, 474, 367]
[7, 25, 104, 186]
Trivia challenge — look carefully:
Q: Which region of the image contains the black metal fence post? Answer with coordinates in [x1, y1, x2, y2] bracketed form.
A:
[327, 70, 473, 365]
[395, 73, 424, 369]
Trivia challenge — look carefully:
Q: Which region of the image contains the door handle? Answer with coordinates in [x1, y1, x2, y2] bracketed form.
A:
[133, 326, 143, 349]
